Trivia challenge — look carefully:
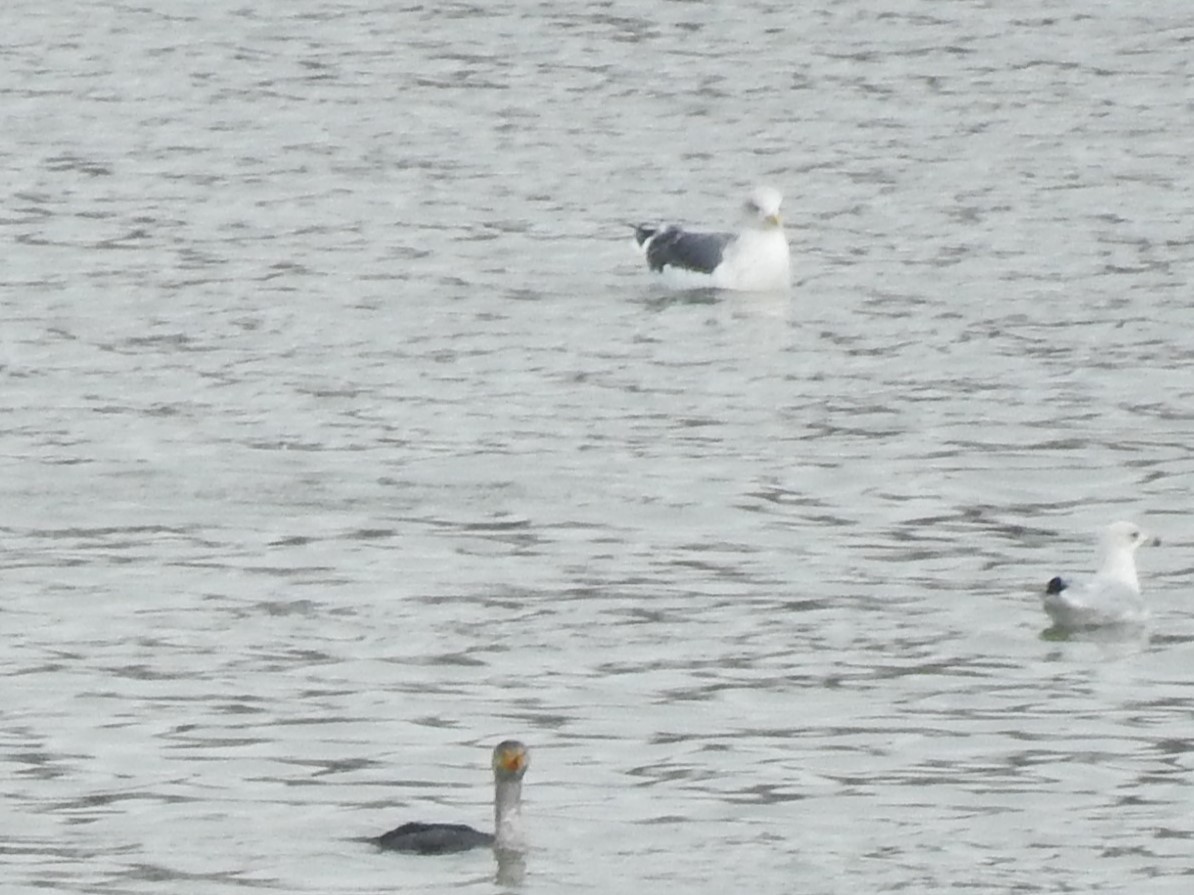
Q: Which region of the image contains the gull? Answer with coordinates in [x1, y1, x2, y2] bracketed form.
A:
[1042, 521, 1159, 630]
[632, 186, 791, 291]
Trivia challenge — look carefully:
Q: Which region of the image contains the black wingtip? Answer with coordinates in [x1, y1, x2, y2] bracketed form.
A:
[1045, 576, 1067, 595]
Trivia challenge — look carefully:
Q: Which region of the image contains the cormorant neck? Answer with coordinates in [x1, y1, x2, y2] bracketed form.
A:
[493, 778, 524, 850]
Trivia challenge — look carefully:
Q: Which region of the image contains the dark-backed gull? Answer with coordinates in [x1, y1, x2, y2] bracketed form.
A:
[632, 186, 791, 291]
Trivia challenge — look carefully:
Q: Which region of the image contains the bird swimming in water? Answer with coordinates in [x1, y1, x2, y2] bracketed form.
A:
[374, 740, 529, 855]
[632, 186, 791, 291]
[1042, 521, 1159, 630]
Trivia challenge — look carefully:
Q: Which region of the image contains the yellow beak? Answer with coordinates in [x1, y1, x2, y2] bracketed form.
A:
[499, 750, 526, 773]
[765, 213, 782, 227]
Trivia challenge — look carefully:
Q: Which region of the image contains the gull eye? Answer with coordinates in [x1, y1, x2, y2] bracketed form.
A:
[744, 200, 760, 214]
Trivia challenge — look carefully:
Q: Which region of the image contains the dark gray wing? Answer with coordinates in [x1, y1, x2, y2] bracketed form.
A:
[374, 821, 494, 854]
[636, 226, 734, 274]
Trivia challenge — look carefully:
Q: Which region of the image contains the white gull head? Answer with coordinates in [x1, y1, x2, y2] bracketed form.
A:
[1095, 520, 1154, 589]
[741, 186, 784, 230]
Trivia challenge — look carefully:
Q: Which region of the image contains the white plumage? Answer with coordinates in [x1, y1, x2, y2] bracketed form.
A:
[1042, 521, 1158, 630]
[632, 186, 791, 291]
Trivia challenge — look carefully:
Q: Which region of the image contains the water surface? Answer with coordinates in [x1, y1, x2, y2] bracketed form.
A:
[4, 1, 1194, 893]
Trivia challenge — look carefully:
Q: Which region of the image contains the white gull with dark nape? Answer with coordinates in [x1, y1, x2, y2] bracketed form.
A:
[632, 186, 791, 291]
[1042, 521, 1159, 630]
[374, 740, 529, 855]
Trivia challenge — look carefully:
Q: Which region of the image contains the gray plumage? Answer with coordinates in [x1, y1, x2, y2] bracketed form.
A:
[634, 226, 733, 275]
[375, 822, 493, 854]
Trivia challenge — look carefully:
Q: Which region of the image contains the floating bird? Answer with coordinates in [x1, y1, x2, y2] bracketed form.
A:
[1042, 521, 1159, 630]
[632, 186, 791, 291]
[374, 740, 529, 855]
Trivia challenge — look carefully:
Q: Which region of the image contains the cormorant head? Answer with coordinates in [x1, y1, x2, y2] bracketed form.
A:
[492, 740, 529, 782]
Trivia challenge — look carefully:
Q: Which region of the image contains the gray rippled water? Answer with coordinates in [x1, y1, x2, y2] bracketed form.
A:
[4, 1, 1194, 893]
